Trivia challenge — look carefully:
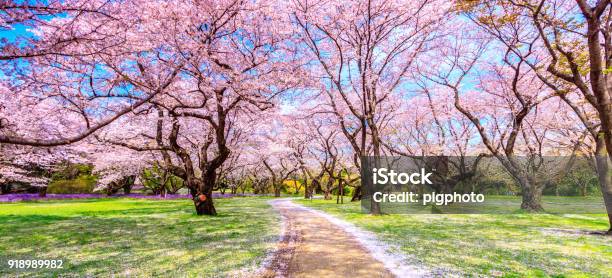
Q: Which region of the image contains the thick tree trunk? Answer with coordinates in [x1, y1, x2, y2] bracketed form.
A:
[520, 192, 543, 211]
[586, 13, 612, 234]
[194, 192, 216, 216]
[587, 16, 612, 166]
[191, 174, 217, 216]
[595, 135, 612, 234]
[323, 178, 334, 200]
[304, 186, 312, 199]
[603, 91, 612, 169]
[519, 178, 544, 212]
[274, 187, 281, 197]
[504, 158, 544, 212]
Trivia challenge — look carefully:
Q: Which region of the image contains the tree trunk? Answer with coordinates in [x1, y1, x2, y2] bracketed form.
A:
[340, 180, 344, 204]
[587, 15, 612, 167]
[304, 186, 312, 199]
[194, 192, 216, 216]
[441, 183, 453, 194]
[595, 134, 612, 234]
[336, 179, 343, 204]
[293, 179, 300, 195]
[370, 194, 381, 214]
[192, 174, 217, 216]
[1, 183, 11, 194]
[274, 187, 281, 197]
[315, 179, 322, 194]
[519, 178, 544, 212]
[324, 190, 331, 200]
[311, 179, 322, 198]
[351, 186, 362, 202]
[504, 158, 544, 212]
[161, 186, 167, 198]
[369, 157, 382, 214]
[304, 181, 312, 199]
[520, 192, 543, 211]
[303, 174, 311, 199]
[106, 182, 116, 196]
[38, 186, 47, 197]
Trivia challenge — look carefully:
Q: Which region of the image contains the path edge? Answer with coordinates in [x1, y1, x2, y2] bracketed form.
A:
[247, 199, 296, 277]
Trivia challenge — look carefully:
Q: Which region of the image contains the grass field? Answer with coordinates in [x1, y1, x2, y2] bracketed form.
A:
[0, 197, 279, 277]
[363, 195, 606, 214]
[296, 198, 612, 278]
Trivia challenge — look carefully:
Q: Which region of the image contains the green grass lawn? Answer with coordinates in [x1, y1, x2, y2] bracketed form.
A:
[365, 195, 606, 214]
[0, 197, 279, 277]
[296, 198, 612, 278]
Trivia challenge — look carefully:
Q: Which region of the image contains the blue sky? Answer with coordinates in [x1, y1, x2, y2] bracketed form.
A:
[0, 23, 31, 43]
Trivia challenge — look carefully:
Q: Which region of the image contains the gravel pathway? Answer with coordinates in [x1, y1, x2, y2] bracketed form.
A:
[261, 199, 403, 278]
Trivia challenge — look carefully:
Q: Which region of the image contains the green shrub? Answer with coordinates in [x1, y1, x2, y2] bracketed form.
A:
[140, 164, 184, 194]
[47, 175, 97, 194]
[51, 163, 94, 181]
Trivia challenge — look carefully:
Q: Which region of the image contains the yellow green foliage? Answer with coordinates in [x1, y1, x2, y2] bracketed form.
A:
[47, 175, 97, 194]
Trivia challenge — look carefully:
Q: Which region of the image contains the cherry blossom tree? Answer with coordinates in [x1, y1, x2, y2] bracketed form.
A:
[458, 0, 612, 232]
[0, 142, 91, 195]
[0, 0, 186, 147]
[2, 0, 610, 231]
[263, 156, 298, 197]
[382, 91, 488, 194]
[419, 24, 586, 211]
[86, 0, 301, 215]
[283, 115, 317, 198]
[290, 0, 451, 205]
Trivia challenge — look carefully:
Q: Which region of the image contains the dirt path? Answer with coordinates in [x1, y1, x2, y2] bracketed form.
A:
[261, 199, 396, 278]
